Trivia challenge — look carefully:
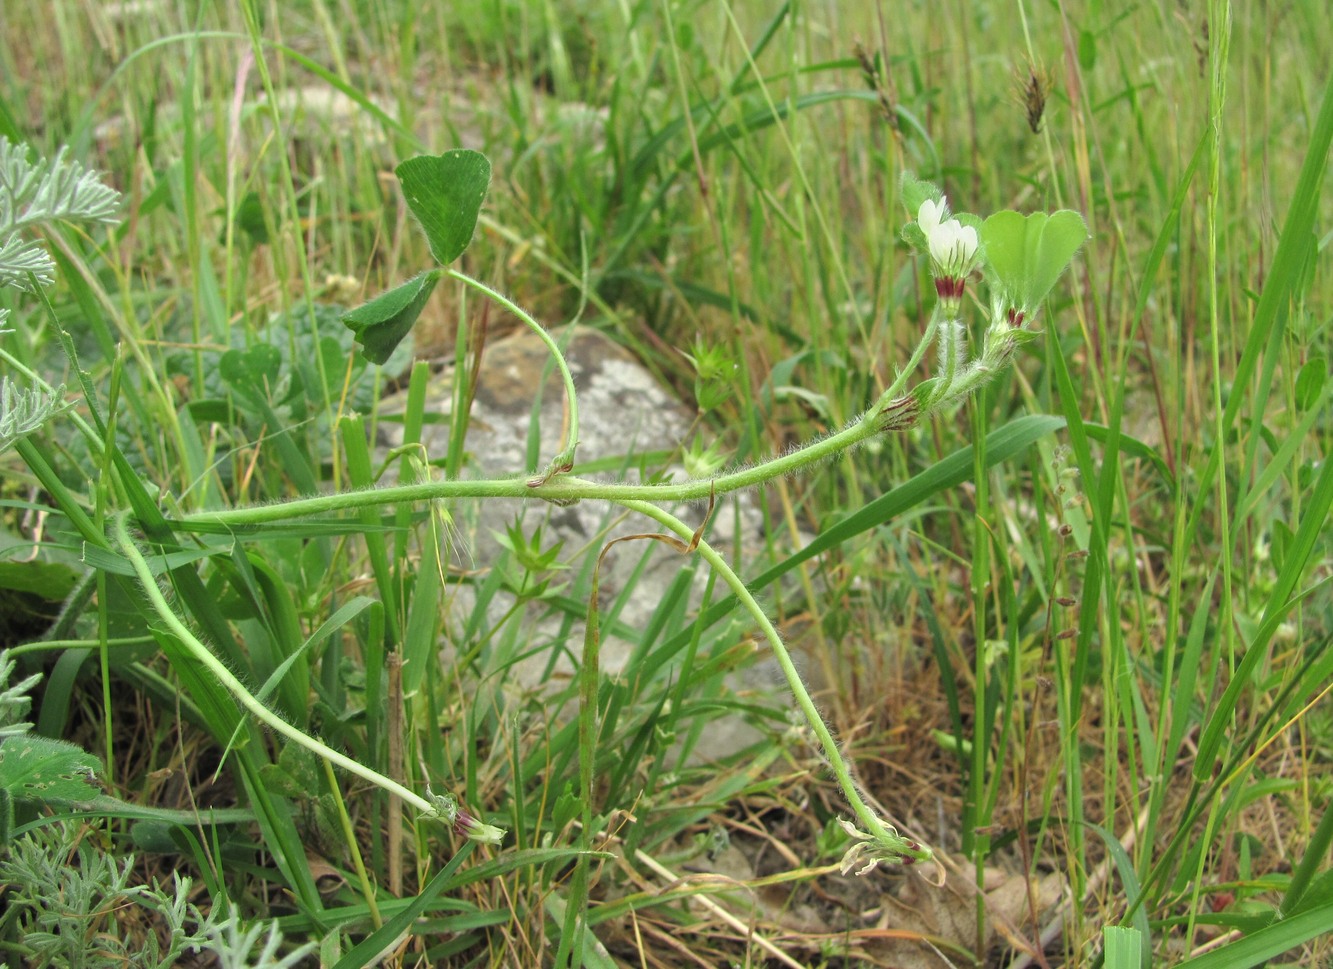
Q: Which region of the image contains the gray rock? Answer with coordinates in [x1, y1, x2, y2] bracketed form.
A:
[376, 326, 777, 753]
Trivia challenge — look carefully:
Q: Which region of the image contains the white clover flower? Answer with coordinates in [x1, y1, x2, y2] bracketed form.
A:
[927, 219, 979, 279]
[916, 195, 979, 297]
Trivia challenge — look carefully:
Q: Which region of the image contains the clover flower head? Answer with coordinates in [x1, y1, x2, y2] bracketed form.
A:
[454, 807, 506, 846]
[927, 220, 979, 277]
[426, 787, 506, 845]
[836, 817, 931, 876]
[915, 197, 980, 309]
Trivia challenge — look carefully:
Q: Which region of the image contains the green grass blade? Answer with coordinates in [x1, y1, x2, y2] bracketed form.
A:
[1184, 68, 1333, 549]
[1280, 798, 1333, 920]
[1103, 925, 1144, 969]
[330, 842, 475, 969]
[1194, 441, 1333, 780]
[1235, 383, 1329, 520]
[768, 414, 1066, 577]
[1090, 823, 1153, 962]
[638, 414, 1065, 668]
[1172, 897, 1333, 968]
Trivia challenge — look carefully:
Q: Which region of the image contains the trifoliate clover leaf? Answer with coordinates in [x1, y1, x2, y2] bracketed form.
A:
[395, 149, 492, 267]
[341, 271, 439, 365]
[980, 209, 1088, 317]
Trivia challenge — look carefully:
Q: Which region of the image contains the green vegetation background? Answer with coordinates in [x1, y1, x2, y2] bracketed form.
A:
[0, 1, 1329, 967]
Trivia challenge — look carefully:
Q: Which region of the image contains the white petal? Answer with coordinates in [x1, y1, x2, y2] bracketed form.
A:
[927, 218, 978, 274]
[927, 219, 959, 266]
[838, 817, 870, 839]
[957, 224, 979, 260]
[917, 197, 947, 234]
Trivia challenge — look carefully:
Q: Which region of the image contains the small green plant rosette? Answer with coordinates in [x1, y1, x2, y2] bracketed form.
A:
[979, 209, 1089, 318]
[683, 338, 738, 412]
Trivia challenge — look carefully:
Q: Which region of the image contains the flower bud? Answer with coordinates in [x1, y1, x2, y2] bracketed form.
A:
[916, 198, 979, 311]
[454, 806, 506, 845]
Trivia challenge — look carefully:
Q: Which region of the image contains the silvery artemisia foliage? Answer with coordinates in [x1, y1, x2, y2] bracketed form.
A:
[0, 374, 71, 453]
[0, 662, 310, 968]
[0, 649, 41, 739]
[0, 137, 121, 291]
[0, 821, 310, 969]
[0, 823, 216, 969]
[0, 137, 121, 452]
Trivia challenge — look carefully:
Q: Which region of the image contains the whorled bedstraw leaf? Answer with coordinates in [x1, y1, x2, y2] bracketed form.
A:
[395, 149, 492, 266]
[341, 271, 439, 365]
[980, 209, 1088, 314]
[0, 735, 101, 804]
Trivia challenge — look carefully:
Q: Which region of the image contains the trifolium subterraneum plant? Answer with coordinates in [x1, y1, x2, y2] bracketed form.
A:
[176, 152, 1087, 875]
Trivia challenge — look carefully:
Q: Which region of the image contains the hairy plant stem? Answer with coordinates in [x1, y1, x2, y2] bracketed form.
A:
[168, 434, 831, 528]
[179, 402, 889, 525]
[178, 310, 957, 531]
[111, 513, 443, 821]
[618, 498, 931, 862]
[446, 268, 580, 477]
